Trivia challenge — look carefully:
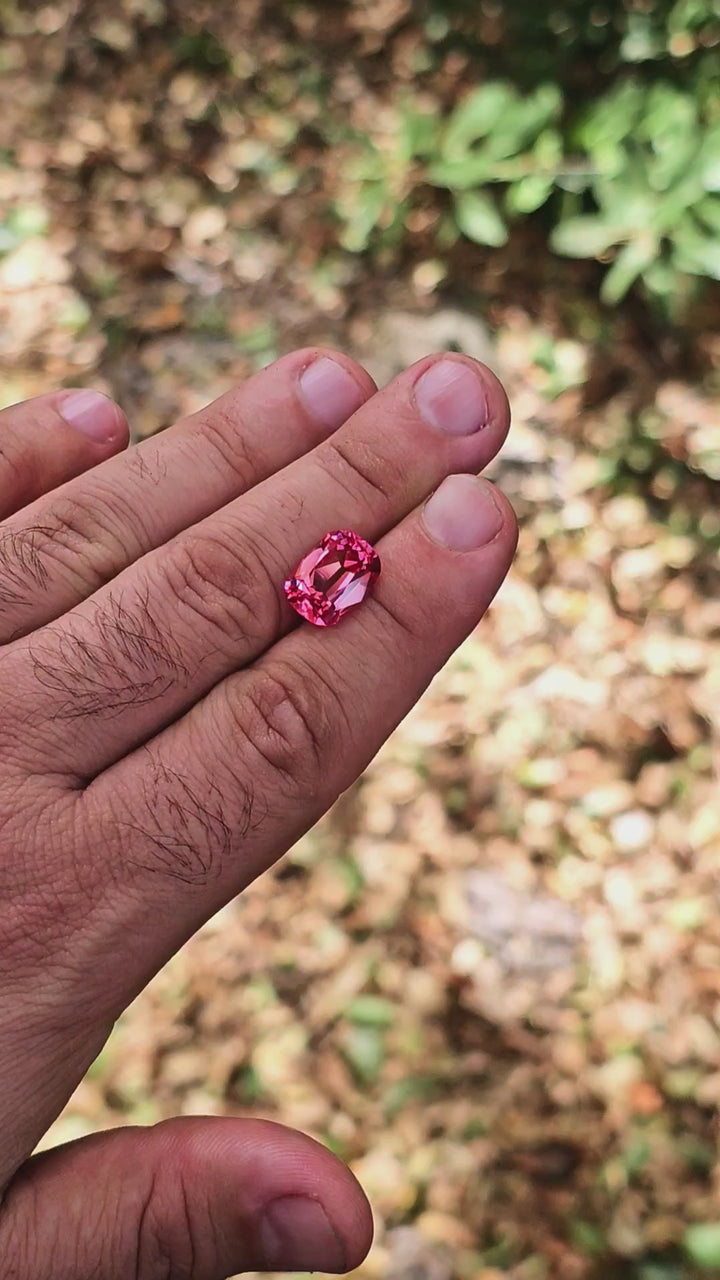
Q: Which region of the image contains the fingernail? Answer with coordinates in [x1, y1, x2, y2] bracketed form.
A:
[300, 357, 367, 429]
[260, 1196, 347, 1273]
[415, 359, 489, 435]
[60, 390, 123, 443]
[423, 474, 503, 550]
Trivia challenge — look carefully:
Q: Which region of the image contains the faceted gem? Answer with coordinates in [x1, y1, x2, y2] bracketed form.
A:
[284, 529, 381, 628]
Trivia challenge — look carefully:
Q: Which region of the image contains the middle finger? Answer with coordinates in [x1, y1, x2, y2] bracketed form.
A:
[14, 354, 509, 778]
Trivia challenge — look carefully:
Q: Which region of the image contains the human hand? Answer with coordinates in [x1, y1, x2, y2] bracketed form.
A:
[0, 348, 515, 1278]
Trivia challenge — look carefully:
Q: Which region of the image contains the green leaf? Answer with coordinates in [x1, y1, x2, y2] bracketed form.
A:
[506, 174, 554, 215]
[345, 996, 397, 1027]
[696, 196, 720, 234]
[427, 154, 497, 191]
[233, 321, 277, 355]
[345, 148, 387, 183]
[550, 216, 619, 258]
[0, 203, 49, 255]
[383, 1075, 439, 1117]
[641, 85, 697, 143]
[342, 1025, 385, 1083]
[620, 13, 663, 62]
[569, 1220, 605, 1257]
[601, 237, 658, 303]
[672, 220, 720, 279]
[593, 158, 660, 229]
[577, 82, 645, 154]
[648, 130, 701, 193]
[454, 191, 508, 246]
[237, 1064, 264, 1102]
[433, 84, 561, 185]
[174, 30, 230, 69]
[442, 83, 514, 155]
[399, 106, 440, 162]
[622, 1137, 651, 1177]
[532, 127, 564, 170]
[700, 126, 720, 191]
[684, 1223, 720, 1270]
[338, 182, 388, 252]
[651, 171, 706, 235]
[480, 84, 563, 163]
[635, 258, 676, 302]
[670, 0, 717, 36]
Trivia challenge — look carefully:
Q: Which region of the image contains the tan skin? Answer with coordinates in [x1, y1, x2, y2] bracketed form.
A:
[0, 347, 516, 1279]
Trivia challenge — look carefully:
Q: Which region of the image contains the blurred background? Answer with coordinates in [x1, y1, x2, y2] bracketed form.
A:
[2, 2, 720, 1278]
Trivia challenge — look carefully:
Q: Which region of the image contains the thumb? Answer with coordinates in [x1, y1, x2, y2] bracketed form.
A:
[0, 1116, 373, 1279]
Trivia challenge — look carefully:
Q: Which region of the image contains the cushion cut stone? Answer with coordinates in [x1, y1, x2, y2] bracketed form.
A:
[284, 529, 381, 627]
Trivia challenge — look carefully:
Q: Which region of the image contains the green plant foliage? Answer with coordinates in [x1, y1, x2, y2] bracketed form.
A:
[174, 29, 230, 69]
[345, 995, 398, 1026]
[453, 191, 508, 246]
[551, 80, 720, 302]
[427, 82, 562, 190]
[334, 103, 437, 253]
[684, 1222, 720, 1270]
[342, 1024, 386, 1082]
[0, 202, 48, 254]
[335, 1, 720, 310]
[428, 0, 719, 88]
[569, 1219, 605, 1257]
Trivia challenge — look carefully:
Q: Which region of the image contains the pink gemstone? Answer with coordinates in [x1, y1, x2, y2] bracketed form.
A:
[284, 529, 381, 627]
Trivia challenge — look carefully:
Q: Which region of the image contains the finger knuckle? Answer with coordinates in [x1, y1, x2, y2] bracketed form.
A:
[188, 399, 259, 490]
[28, 590, 188, 720]
[322, 435, 403, 507]
[0, 525, 51, 617]
[0, 431, 37, 496]
[113, 756, 235, 889]
[229, 664, 331, 799]
[371, 589, 423, 644]
[161, 525, 280, 652]
[37, 493, 111, 560]
[135, 1167, 194, 1280]
[0, 493, 140, 618]
[0, 504, 101, 620]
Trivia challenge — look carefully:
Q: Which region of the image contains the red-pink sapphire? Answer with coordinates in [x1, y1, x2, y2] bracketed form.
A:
[284, 529, 381, 628]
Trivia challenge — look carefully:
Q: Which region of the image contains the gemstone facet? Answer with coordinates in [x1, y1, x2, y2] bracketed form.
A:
[284, 529, 381, 628]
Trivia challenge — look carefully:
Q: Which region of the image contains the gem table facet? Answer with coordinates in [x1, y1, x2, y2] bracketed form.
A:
[284, 529, 381, 628]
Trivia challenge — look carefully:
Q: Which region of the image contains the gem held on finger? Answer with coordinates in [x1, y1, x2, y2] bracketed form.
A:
[284, 529, 381, 628]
